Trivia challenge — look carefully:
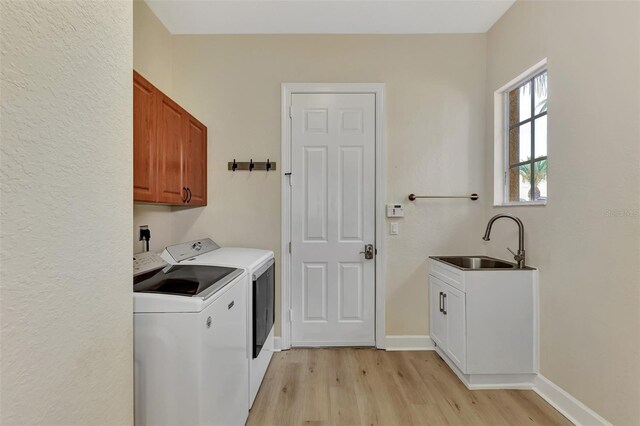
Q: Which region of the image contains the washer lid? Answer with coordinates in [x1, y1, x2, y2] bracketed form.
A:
[180, 247, 274, 272]
[134, 264, 242, 300]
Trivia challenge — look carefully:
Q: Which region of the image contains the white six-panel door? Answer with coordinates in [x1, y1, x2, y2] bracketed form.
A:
[290, 93, 376, 346]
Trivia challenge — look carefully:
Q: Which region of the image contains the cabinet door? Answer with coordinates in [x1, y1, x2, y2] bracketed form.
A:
[429, 275, 447, 349]
[183, 113, 207, 206]
[445, 285, 466, 371]
[133, 71, 157, 202]
[157, 94, 186, 204]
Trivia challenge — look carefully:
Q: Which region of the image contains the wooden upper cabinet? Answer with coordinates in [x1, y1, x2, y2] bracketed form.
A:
[184, 113, 207, 206]
[133, 71, 157, 202]
[156, 93, 187, 204]
[133, 70, 208, 206]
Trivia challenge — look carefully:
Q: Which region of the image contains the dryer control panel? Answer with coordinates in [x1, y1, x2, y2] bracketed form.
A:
[133, 252, 167, 276]
[165, 238, 221, 263]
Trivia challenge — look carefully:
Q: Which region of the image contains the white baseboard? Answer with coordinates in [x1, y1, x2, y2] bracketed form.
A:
[273, 336, 283, 351]
[433, 349, 610, 425]
[532, 374, 611, 426]
[385, 335, 435, 351]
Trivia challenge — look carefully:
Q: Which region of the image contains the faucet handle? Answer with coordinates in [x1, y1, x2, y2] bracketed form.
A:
[507, 247, 525, 264]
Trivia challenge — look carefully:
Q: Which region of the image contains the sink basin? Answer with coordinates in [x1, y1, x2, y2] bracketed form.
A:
[430, 256, 531, 270]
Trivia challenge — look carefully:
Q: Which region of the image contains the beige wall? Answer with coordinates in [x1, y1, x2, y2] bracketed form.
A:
[171, 35, 488, 336]
[133, 0, 181, 253]
[485, 1, 640, 424]
[133, 1, 487, 336]
[1, 1, 133, 424]
[133, 0, 173, 95]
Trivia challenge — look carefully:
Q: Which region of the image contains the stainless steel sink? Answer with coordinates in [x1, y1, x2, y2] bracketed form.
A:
[430, 256, 534, 270]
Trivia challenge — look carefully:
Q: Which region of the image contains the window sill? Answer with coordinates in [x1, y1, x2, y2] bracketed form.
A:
[494, 201, 547, 207]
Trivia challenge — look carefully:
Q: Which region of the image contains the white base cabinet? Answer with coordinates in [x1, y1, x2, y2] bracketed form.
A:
[429, 276, 466, 371]
[429, 258, 538, 389]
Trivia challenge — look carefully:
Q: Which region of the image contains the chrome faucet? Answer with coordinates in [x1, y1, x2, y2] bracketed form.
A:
[482, 214, 526, 268]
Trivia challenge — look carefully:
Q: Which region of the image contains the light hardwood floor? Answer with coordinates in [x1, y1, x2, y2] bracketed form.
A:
[247, 348, 572, 426]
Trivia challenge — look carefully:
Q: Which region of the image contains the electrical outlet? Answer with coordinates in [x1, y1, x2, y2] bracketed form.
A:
[139, 225, 149, 241]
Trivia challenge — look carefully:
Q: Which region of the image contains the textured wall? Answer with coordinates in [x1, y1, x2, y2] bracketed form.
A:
[485, 1, 640, 424]
[1, 1, 133, 424]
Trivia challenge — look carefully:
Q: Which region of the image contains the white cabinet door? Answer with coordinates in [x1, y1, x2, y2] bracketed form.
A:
[290, 93, 376, 346]
[429, 275, 447, 349]
[444, 285, 466, 372]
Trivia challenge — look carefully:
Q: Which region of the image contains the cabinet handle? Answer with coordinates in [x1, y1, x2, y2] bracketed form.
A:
[186, 187, 192, 203]
[439, 292, 443, 313]
[443, 293, 447, 315]
[182, 187, 188, 203]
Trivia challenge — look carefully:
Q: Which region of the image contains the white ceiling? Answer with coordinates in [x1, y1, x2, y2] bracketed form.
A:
[144, 0, 516, 35]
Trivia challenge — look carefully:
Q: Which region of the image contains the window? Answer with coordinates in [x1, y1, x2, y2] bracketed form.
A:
[505, 70, 548, 203]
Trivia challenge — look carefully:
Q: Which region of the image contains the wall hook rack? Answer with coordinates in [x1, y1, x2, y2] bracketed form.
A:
[227, 159, 277, 172]
[408, 193, 479, 201]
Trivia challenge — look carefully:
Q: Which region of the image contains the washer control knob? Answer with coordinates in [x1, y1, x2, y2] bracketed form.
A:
[206, 316, 212, 328]
[192, 242, 202, 251]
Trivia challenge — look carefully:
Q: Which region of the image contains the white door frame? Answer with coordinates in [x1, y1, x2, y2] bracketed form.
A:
[280, 83, 386, 350]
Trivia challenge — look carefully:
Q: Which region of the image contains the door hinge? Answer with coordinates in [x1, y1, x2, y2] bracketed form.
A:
[289, 106, 292, 119]
[288, 241, 291, 253]
[289, 309, 293, 322]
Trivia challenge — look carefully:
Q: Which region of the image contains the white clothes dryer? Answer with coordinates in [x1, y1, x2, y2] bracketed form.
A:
[162, 239, 275, 409]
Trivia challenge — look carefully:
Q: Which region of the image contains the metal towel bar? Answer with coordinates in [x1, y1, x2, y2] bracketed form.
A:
[408, 193, 479, 201]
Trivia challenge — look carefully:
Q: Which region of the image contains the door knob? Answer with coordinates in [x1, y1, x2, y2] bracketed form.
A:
[359, 244, 374, 260]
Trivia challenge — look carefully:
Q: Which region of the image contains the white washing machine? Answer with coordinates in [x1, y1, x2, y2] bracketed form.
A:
[162, 239, 275, 409]
[133, 244, 249, 426]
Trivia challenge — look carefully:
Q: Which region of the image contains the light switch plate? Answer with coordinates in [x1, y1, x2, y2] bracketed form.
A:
[390, 222, 399, 235]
